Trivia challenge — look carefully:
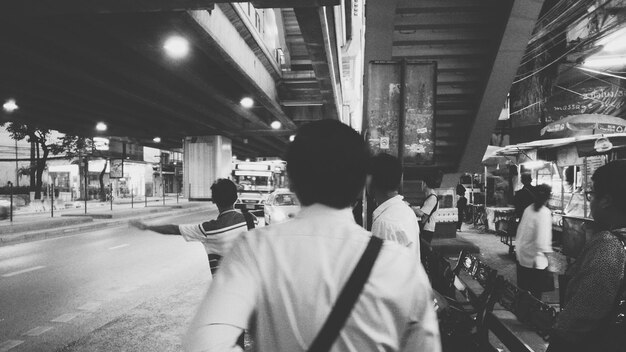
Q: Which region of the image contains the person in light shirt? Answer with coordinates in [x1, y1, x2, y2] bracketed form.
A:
[367, 153, 421, 261]
[184, 120, 440, 352]
[515, 184, 553, 299]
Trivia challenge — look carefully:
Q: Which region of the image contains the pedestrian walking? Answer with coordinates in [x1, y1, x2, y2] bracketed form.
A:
[367, 153, 421, 261]
[185, 120, 440, 352]
[515, 184, 554, 299]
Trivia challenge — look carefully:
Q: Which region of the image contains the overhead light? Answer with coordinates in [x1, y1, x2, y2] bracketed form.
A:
[289, 134, 295, 142]
[2, 99, 18, 113]
[240, 97, 254, 108]
[598, 27, 626, 52]
[271, 121, 282, 130]
[582, 56, 626, 68]
[153, 137, 161, 143]
[521, 160, 547, 170]
[245, 158, 250, 162]
[95, 122, 107, 132]
[232, 155, 237, 159]
[163, 36, 190, 59]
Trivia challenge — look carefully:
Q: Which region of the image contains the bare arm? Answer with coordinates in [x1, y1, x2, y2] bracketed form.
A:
[129, 220, 181, 235]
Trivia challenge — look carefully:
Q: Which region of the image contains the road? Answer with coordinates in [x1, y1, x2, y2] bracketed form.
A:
[0, 209, 220, 352]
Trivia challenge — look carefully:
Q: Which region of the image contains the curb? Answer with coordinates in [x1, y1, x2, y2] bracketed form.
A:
[0, 204, 216, 247]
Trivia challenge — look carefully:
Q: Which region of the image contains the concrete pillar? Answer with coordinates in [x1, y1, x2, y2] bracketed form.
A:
[183, 136, 232, 201]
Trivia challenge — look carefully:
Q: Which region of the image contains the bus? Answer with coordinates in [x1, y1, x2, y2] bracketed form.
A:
[232, 160, 286, 213]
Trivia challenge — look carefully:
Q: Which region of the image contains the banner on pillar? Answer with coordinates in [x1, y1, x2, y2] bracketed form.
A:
[110, 159, 124, 178]
[366, 61, 436, 165]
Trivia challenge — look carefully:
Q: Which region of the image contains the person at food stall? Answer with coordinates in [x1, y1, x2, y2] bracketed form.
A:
[548, 160, 626, 352]
[514, 173, 536, 219]
[456, 184, 467, 230]
[515, 184, 554, 299]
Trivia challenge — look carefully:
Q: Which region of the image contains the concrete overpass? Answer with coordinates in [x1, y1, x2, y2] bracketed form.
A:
[0, 0, 548, 187]
[0, 0, 353, 159]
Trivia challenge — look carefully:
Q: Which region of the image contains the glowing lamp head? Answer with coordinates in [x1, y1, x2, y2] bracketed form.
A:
[271, 121, 282, 130]
[163, 36, 190, 59]
[153, 137, 161, 143]
[289, 134, 295, 142]
[240, 97, 254, 108]
[2, 99, 18, 113]
[95, 122, 107, 132]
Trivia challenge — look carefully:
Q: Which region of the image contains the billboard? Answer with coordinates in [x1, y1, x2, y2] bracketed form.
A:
[366, 61, 436, 165]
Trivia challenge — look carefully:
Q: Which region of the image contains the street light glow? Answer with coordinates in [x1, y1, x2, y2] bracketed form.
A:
[2, 99, 18, 113]
[95, 122, 107, 132]
[240, 97, 254, 108]
[153, 137, 161, 143]
[163, 36, 190, 59]
[289, 134, 295, 142]
[271, 121, 282, 130]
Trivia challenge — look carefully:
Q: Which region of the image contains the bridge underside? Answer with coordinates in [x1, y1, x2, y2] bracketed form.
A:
[364, 0, 545, 176]
[0, 1, 340, 159]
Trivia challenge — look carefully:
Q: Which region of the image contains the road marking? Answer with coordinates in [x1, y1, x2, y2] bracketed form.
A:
[51, 313, 80, 323]
[0, 340, 24, 352]
[77, 302, 101, 312]
[1, 266, 46, 278]
[108, 244, 130, 250]
[23, 326, 53, 337]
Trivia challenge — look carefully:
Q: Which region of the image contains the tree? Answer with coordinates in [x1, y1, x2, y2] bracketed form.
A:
[52, 135, 108, 201]
[0, 121, 56, 199]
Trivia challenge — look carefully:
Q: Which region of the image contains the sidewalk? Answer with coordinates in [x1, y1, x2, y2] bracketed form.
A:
[0, 199, 216, 246]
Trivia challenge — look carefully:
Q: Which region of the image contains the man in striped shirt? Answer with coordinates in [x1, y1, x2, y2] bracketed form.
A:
[130, 178, 254, 275]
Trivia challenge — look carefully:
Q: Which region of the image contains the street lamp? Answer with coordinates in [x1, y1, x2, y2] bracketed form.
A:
[164, 36, 190, 59]
[240, 97, 254, 109]
[271, 121, 282, 130]
[96, 122, 107, 132]
[153, 137, 161, 143]
[3, 99, 18, 113]
[289, 134, 296, 142]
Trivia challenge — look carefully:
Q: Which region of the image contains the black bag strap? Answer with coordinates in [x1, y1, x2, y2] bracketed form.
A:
[422, 194, 439, 223]
[308, 236, 384, 352]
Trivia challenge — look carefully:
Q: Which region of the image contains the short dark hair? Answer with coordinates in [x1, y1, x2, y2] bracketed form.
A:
[286, 120, 369, 208]
[592, 160, 626, 212]
[533, 184, 552, 211]
[368, 153, 402, 192]
[521, 173, 533, 185]
[423, 171, 443, 189]
[210, 178, 238, 208]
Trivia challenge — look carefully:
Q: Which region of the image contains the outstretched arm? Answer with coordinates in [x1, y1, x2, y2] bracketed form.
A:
[129, 220, 181, 235]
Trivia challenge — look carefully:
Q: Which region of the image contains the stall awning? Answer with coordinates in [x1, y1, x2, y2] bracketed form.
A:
[495, 133, 626, 157]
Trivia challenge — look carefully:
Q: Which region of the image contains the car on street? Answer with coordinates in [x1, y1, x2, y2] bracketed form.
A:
[263, 189, 300, 225]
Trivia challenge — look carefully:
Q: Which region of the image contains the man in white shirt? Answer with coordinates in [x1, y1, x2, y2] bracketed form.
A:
[367, 153, 421, 261]
[185, 120, 440, 352]
[412, 175, 440, 244]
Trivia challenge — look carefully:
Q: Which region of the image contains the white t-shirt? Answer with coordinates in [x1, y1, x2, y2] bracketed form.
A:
[185, 204, 441, 352]
[372, 195, 421, 262]
[421, 191, 439, 232]
[515, 205, 553, 269]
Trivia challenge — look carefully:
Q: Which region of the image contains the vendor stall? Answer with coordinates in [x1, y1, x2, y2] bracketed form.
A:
[495, 132, 626, 258]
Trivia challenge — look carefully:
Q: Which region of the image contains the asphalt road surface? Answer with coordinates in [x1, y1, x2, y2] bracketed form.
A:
[0, 209, 221, 352]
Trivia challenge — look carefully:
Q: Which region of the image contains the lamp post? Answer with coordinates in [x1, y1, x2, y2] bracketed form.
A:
[7, 181, 13, 222]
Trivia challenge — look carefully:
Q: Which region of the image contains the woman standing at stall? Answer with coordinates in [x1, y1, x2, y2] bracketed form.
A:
[515, 184, 554, 299]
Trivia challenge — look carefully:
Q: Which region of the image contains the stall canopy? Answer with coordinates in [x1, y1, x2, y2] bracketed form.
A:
[540, 114, 626, 139]
[495, 133, 626, 157]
